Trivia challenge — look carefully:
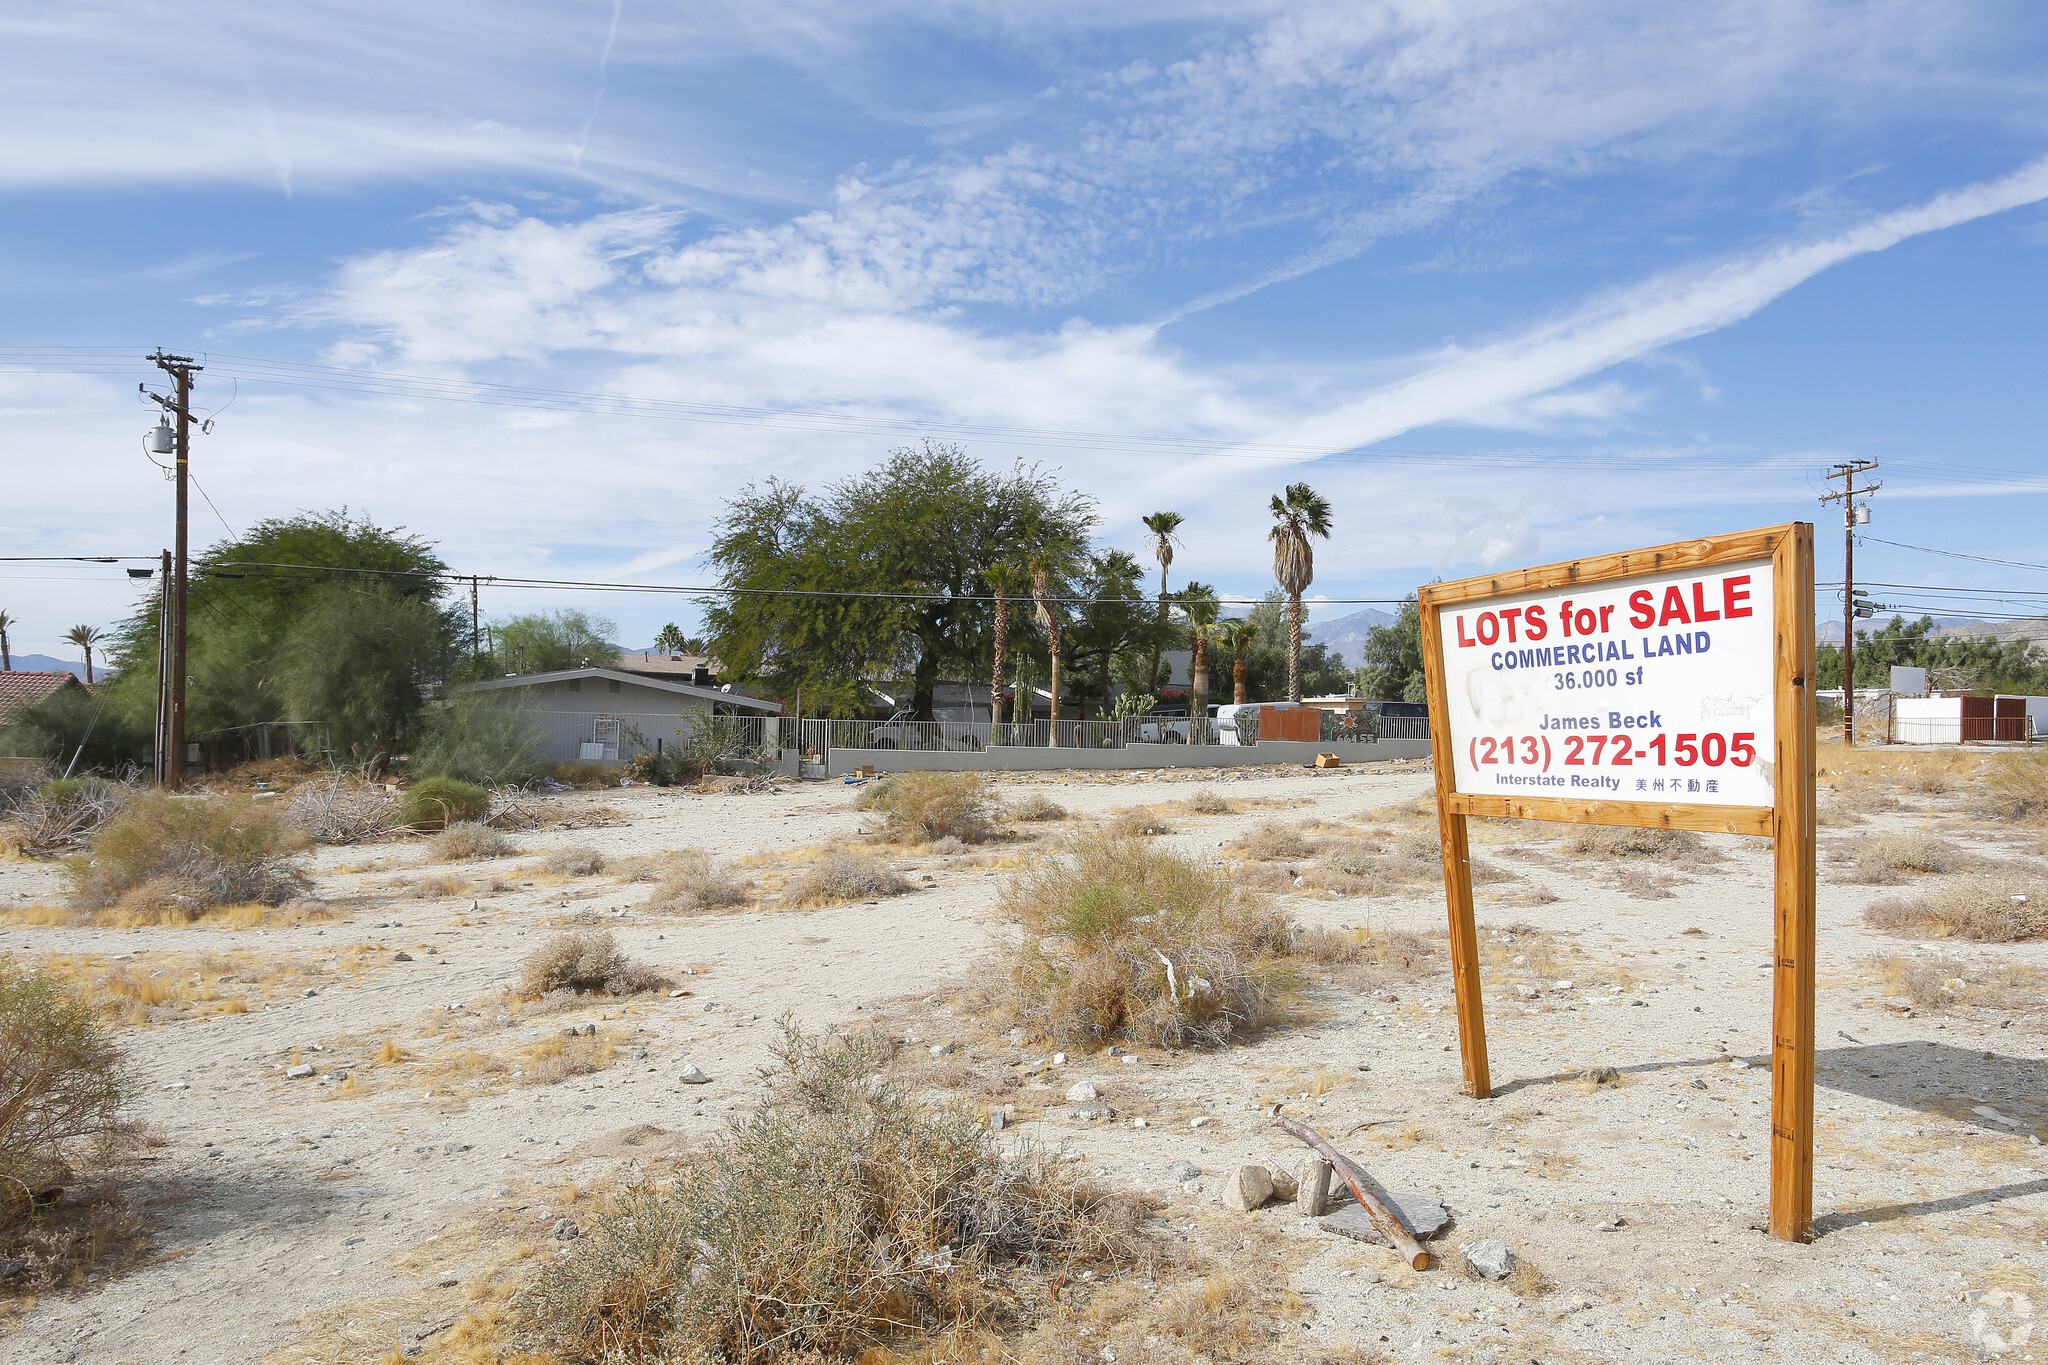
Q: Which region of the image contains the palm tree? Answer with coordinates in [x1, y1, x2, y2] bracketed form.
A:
[0, 610, 12, 670]
[1029, 552, 1069, 745]
[653, 622, 687, 656]
[1141, 511, 1184, 690]
[64, 624, 104, 684]
[1268, 482, 1333, 702]
[1218, 618, 1257, 704]
[1177, 582, 1219, 731]
[985, 563, 1022, 727]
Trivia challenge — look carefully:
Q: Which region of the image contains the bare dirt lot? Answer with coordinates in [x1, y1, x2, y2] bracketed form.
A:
[2, 751, 2044, 1363]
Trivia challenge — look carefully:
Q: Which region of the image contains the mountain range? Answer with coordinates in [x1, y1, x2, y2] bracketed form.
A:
[2, 653, 110, 680]
[1303, 606, 1396, 668]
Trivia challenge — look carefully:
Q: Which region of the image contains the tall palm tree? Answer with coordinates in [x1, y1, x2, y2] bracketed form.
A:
[985, 563, 1021, 727]
[64, 624, 104, 684]
[1029, 552, 1069, 745]
[1141, 511, 1184, 691]
[1177, 582, 1219, 728]
[1218, 618, 1257, 704]
[1268, 482, 1334, 702]
[0, 610, 13, 670]
[653, 622, 687, 655]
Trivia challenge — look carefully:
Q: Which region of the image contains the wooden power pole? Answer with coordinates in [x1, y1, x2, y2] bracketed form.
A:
[1819, 461, 1879, 745]
[147, 351, 202, 787]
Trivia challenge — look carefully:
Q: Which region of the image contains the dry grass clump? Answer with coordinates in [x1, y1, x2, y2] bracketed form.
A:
[858, 771, 1002, 844]
[984, 833, 1292, 1049]
[1291, 926, 1440, 989]
[1180, 787, 1235, 815]
[1110, 806, 1174, 838]
[521, 1023, 1154, 1363]
[785, 850, 913, 906]
[0, 968, 128, 1230]
[518, 930, 666, 997]
[283, 773, 399, 844]
[1009, 793, 1067, 822]
[1231, 820, 1316, 862]
[1973, 750, 2048, 821]
[541, 845, 606, 877]
[1866, 953, 2044, 1013]
[66, 790, 310, 918]
[427, 820, 516, 862]
[645, 850, 751, 914]
[1832, 833, 1971, 884]
[1561, 824, 1719, 865]
[1863, 871, 2048, 942]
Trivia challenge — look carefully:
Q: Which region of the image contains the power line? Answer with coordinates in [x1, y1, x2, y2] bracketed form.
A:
[1857, 535, 2048, 574]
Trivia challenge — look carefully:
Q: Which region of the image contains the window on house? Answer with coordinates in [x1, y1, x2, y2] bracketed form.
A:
[567, 679, 581, 692]
[608, 679, 621, 693]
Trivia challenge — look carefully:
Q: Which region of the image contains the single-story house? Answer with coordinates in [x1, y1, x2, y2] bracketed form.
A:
[0, 670, 87, 732]
[455, 667, 781, 765]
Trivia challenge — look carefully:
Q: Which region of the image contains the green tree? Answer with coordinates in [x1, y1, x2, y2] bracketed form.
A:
[1356, 595, 1426, 703]
[1177, 582, 1220, 719]
[1217, 619, 1256, 705]
[704, 443, 1095, 719]
[278, 584, 449, 759]
[63, 625, 104, 684]
[490, 609, 619, 675]
[1267, 483, 1333, 701]
[652, 623, 687, 655]
[1203, 592, 1349, 704]
[85, 511, 457, 768]
[1815, 614, 2048, 694]
[1141, 511, 1184, 691]
[1070, 549, 1155, 714]
[984, 563, 1023, 725]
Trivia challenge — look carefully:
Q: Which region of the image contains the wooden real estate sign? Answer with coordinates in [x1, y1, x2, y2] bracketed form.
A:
[1418, 523, 1818, 1242]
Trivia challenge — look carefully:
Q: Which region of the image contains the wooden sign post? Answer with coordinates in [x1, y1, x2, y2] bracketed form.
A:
[1418, 524, 1817, 1242]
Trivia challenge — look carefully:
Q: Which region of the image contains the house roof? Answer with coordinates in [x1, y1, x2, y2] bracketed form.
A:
[454, 667, 781, 712]
[612, 651, 714, 676]
[0, 671, 85, 726]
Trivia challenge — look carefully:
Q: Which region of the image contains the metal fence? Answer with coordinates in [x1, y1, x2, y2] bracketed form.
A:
[535, 711, 789, 765]
[791, 712, 1427, 756]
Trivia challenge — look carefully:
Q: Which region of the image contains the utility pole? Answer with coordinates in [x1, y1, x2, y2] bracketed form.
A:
[146, 350, 202, 787]
[470, 575, 481, 668]
[1819, 461, 1880, 745]
[154, 551, 172, 786]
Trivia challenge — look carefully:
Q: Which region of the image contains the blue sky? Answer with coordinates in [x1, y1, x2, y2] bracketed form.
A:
[5, 1, 2048, 662]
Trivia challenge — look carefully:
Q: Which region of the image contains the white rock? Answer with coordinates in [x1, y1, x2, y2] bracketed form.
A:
[1066, 1080, 1099, 1102]
[1267, 1163, 1299, 1202]
[1461, 1239, 1515, 1280]
[1221, 1165, 1275, 1212]
[1515, 985, 1541, 1000]
[286, 1064, 315, 1079]
[679, 1065, 711, 1085]
[1052, 1052, 1068, 1065]
[1190, 1116, 1213, 1129]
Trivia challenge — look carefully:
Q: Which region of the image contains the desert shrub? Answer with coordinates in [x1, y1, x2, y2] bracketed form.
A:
[1180, 787, 1233, 815]
[1010, 793, 1067, 822]
[550, 761, 621, 789]
[1110, 807, 1173, 838]
[398, 776, 489, 831]
[1862, 871, 2048, 942]
[1231, 820, 1315, 861]
[857, 772, 1000, 844]
[987, 833, 1292, 1049]
[407, 695, 547, 788]
[785, 851, 912, 906]
[3, 776, 133, 857]
[521, 1023, 1150, 1363]
[519, 929, 665, 996]
[1292, 926, 1437, 977]
[646, 850, 750, 913]
[542, 845, 606, 877]
[1561, 824, 1715, 864]
[0, 968, 127, 1225]
[1974, 751, 2048, 821]
[1834, 833, 1969, 884]
[427, 820, 515, 862]
[66, 791, 310, 914]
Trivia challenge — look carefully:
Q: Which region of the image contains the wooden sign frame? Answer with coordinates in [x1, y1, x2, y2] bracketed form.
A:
[1418, 523, 1817, 1242]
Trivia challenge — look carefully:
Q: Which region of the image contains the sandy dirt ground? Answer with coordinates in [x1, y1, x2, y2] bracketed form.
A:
[2, 756, 2044, 1363]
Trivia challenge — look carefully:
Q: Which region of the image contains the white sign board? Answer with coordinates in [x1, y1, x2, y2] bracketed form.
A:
[1434, 558, 1776, 807]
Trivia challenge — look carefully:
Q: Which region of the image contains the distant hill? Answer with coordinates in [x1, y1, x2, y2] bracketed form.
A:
[1304, 606, 1395, 668]
[1932, 614, 2048, 645]
[4, 654, 113, 681]
[1820, 615, 1987, 645]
